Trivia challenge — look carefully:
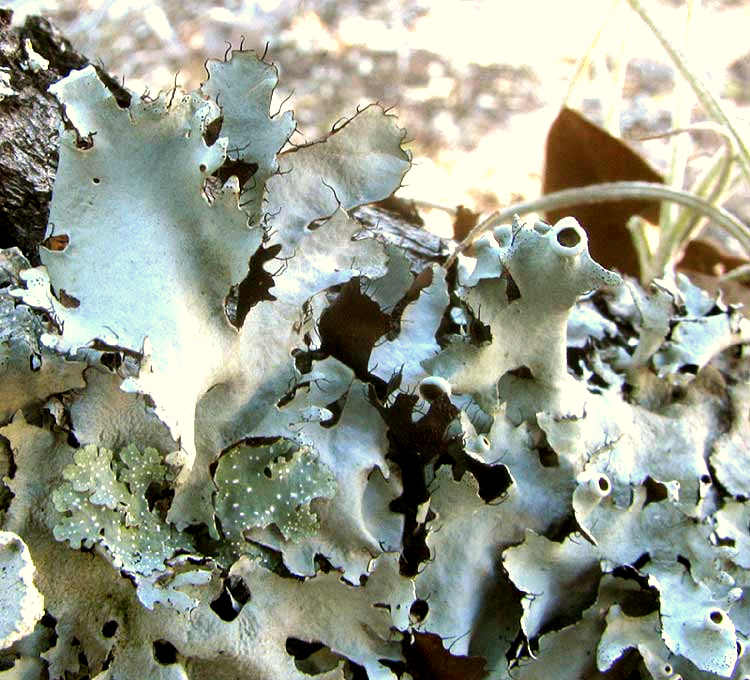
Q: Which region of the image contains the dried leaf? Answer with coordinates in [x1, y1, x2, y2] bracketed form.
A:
[542, 107, 662, 275]
[452, 205, 480, 242]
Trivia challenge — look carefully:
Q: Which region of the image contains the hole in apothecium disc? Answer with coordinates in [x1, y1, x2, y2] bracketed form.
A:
[556, 227, 581, 248]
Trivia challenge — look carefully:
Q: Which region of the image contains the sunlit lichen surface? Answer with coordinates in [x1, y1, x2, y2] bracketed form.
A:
[1, 49, 750, 679]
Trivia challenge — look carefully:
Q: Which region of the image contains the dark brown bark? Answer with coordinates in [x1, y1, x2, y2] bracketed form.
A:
[0, 10, 130, 265]
[0, 10, 86, 263]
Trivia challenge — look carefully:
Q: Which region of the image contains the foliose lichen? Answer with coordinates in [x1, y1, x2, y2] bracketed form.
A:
[0, 44, 748, 680]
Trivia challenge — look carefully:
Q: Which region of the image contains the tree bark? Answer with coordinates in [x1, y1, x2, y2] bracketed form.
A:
[0, 10, 90, 263]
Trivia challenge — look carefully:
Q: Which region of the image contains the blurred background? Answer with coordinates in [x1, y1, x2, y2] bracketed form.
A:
[6, 0, 750, 235]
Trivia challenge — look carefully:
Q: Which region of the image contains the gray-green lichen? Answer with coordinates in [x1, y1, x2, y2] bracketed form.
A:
[0, 532, 44, 651]
[0, 44, 748, 680]
[52, 443, 191, 577]
[214, 439, 337, 543]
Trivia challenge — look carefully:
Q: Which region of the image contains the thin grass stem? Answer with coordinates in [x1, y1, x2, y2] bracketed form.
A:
[445, 181, 750, 274]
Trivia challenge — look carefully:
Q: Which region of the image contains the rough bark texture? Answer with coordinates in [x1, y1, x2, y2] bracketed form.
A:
[0, 10, 445, 270]
[353, 198, 449, 266]
[0, 10, 90, 263]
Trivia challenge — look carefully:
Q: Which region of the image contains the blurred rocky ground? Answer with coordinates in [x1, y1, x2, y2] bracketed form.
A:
[6, 0, 750, 236]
